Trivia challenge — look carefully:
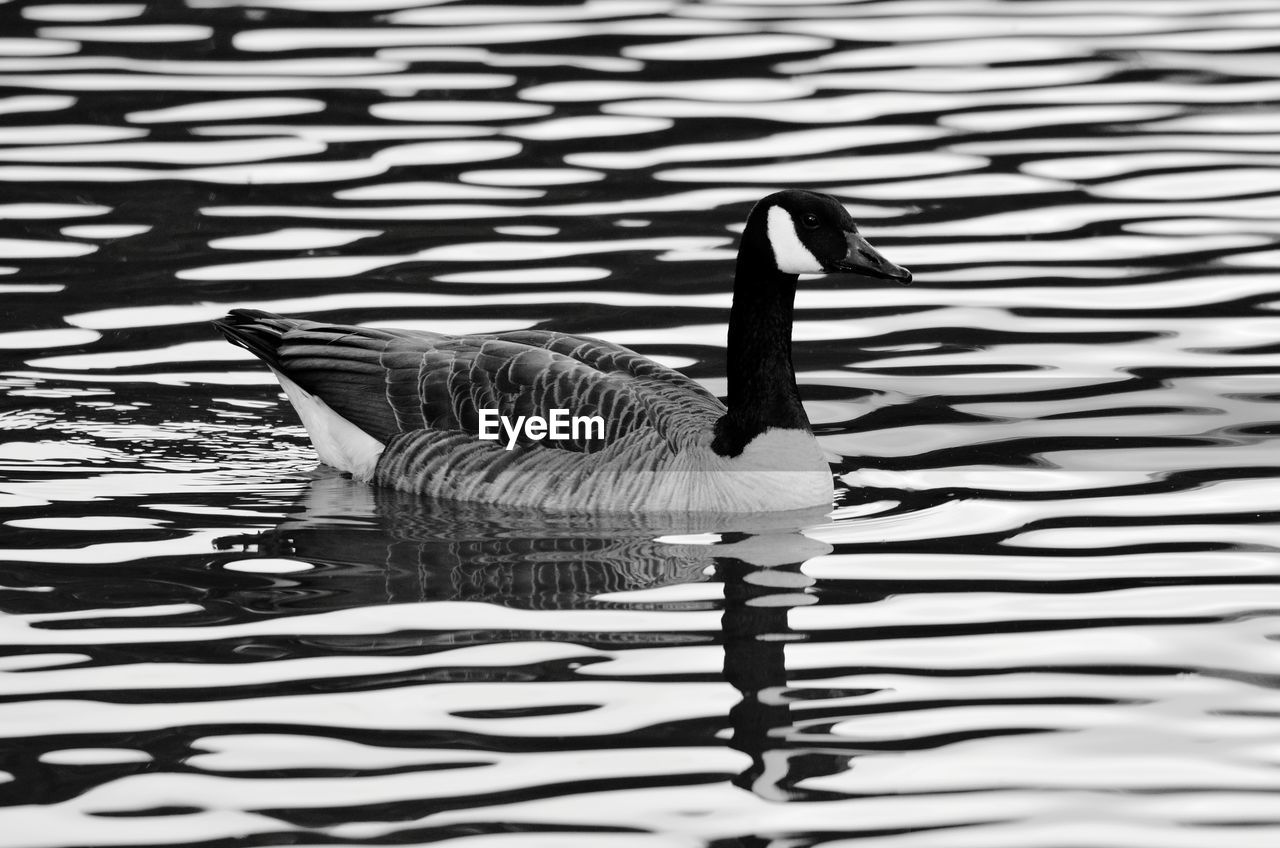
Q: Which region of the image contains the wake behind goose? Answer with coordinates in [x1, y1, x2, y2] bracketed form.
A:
[215, 189, 911, 512]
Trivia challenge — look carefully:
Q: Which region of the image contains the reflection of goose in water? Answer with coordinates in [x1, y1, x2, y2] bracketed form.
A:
[221, 473, 839, 800]
[223, 473, 834, 611]
[215, 190, 910, 512]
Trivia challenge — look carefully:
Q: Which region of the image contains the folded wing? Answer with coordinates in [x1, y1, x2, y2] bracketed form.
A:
[214, 309, 725, 455]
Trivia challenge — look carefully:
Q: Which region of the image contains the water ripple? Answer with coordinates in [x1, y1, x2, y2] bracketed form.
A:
[3, 1, 1280, 845]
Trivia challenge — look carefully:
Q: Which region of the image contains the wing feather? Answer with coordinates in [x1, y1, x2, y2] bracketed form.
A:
[217, 311, 724, 456]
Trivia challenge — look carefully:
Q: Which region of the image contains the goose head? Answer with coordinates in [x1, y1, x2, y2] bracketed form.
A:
[749, 189, 912, 283]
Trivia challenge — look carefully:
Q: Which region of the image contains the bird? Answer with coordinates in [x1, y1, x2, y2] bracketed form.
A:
[214, 189, 911, 513]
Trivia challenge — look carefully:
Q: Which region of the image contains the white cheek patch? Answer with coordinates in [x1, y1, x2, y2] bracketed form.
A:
[766, 205, 824, 274]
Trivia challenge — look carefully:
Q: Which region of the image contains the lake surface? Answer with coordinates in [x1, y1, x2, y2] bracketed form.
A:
[3, 0, 1280, 845]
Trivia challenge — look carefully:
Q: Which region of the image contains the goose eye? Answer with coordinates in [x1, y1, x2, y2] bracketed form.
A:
[800, 213, 821, 230]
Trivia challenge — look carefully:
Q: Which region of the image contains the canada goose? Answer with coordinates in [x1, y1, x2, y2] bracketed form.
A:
[214, 189, 910, 513]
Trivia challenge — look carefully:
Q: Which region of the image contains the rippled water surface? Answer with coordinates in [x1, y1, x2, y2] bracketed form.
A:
[4, 0, 1280, 845]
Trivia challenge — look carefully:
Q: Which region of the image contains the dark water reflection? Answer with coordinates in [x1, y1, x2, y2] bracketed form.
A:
[220, 474, 831, 613]
[3, 0, 1280, 845]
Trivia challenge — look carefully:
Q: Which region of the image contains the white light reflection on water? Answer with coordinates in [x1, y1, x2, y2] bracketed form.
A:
[21, 4, 145, 22]
[207, 228, 382, 250]
[126, 96, 326, 123]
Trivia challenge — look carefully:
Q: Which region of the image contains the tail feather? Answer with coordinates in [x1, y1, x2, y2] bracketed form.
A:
[213, 309, 389, 479]
[212, 308, 302, 370]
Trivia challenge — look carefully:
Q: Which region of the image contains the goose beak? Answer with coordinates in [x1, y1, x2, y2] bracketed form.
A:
[828, 231, 912, 284]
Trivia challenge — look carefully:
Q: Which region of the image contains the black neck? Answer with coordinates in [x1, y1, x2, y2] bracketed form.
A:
[711, 235, 810, 457]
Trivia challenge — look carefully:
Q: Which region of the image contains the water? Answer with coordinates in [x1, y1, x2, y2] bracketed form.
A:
[3, 0, 1280, 844]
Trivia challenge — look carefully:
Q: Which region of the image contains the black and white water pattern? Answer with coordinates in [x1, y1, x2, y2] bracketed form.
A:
[3, 0, 1280, 845]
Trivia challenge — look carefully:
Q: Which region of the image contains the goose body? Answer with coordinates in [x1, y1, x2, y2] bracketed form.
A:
[215, 190, 910, 513]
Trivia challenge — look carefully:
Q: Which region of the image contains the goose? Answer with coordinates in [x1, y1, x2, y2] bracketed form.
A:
[214, 189, 910, 513]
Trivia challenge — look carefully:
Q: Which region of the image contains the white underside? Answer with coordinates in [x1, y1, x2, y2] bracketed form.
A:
[658, 427, 834, 512]
[274, 370, 384, 481]
[387, 426, 834, 513]
[471, 465, 832, 512]
[514, 427, 832, 512]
